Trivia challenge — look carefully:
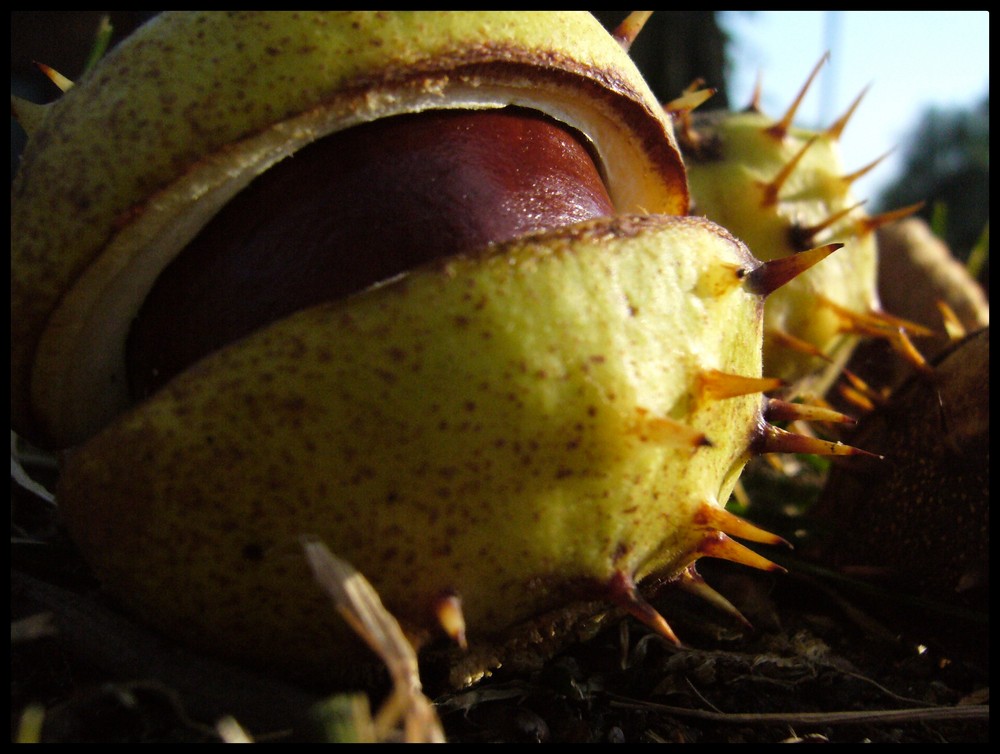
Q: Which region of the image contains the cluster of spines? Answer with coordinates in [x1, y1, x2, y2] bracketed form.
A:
[671, 54, 944, 434]
[667, 51, 932, 385]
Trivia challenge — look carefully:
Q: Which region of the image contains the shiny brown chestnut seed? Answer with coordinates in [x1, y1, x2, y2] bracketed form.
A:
[127, 107, 615, 399]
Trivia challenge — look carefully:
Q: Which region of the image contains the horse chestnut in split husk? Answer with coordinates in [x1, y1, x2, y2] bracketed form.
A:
[677, 55, 928, 400]
[12, 11, 873, 689]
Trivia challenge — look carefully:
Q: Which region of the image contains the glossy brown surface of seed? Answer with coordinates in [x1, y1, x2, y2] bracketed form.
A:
[127, 107, 615, 398]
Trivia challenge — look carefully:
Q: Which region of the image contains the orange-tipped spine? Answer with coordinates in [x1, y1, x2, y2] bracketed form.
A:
[765, 52, 830, 140]
[792, 201, 867, 250]
[697, 532, 785, 573]
[754, 423, 882, 459]
[697, 370, 784, 401]
[694, 502, 789, 547]
[854, 202, 926, 238]
[433, 592, 468, 650]
[675, 566, 752, 627]
[760, 136, 819, 207]
[606, 570, 681, 646]
[742, 243, 843, 297]
[764, 398, 856, 426]
[35, 62, 74, 92]
[825, 84, 871, 140]
[630, 409, 711, 449]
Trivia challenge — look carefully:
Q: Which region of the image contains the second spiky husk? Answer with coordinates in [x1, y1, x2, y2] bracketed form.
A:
[678, 58, 919, 399]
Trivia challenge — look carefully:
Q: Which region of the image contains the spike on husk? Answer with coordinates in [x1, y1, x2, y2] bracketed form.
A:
[666, 79, 716, 150]
[764, 397, 856, 426]
[839, 367, 889, 408]
[35, 62, 74, 92]
[629, 408, 711, 449]
[697, 370, 784, 401]
[840, 150, 894, 188]
[759, 136, 820, 207]
[792, 201, 867, 250]
[433, 592, 468, 650]
[936, 300, 968, 341]
[742, 243, 843, 297]
[664, 86, 716, 116]
[755, 423, 881, 459]
[765, 328, 833, 362]
[697, 532, 785, 573]
[817, 296, 935, 340]
[854, 202, 926, 238]
[765, 52, 829, 140]
[675, 565, 752, 627]
[825, 84, 871, 140]
[864, 305, 937, 336]
[745, 72, 764, 113]
[611, 11, 653, 51]
[828, 316, 934, 371]
[887, 328, 933, 374]
[606, 570, 681, 646]
[837, 382, 878, 413]
[694, 501, 789, 547]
